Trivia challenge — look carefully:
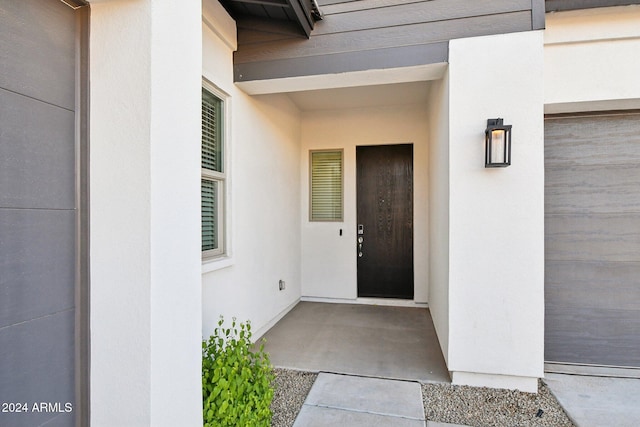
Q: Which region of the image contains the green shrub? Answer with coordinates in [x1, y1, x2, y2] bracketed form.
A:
[202, 317, 274, 427]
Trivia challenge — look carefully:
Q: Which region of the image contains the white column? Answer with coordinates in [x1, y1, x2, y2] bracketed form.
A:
[446, 30, 545, 392]
[89, 0, 202, 425]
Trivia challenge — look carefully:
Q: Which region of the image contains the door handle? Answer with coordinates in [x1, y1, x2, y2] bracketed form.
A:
[357, 234, 364, 257]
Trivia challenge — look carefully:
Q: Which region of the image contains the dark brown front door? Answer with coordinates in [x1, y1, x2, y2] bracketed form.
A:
[356, 144, 413, 299]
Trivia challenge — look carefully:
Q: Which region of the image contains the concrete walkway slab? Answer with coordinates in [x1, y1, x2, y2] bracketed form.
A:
[293, 373, 426, 427]
[545, 373, 640, 427]
[294, 406, 425, 427]
[260, 302, 450, 383]
[305, 372, 424, 419]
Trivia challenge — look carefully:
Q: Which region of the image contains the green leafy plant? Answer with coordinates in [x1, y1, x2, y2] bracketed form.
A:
[202, 317, 274, 427]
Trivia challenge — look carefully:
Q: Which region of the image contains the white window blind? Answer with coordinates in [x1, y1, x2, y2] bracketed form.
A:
[310, 150, 343, 221]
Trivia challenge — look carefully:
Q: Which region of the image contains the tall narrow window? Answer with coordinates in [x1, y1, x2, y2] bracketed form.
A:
[310, 150, 343, 221]
[202, 86, 225, 256]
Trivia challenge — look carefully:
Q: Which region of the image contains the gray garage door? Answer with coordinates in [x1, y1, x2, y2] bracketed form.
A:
[0, 1, 87, 426]
[545, 112, 640, 369]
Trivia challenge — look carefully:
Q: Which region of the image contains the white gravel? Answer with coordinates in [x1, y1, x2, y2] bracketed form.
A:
[271, 368, 318, 427]
[270, 368, 575, 427]
[422, 380, 575, 426]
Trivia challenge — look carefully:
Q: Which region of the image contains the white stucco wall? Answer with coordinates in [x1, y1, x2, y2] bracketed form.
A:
[545, 5, 640, 113]
[200, 5, 302, 341]
[446, 31, 545, 393]
[89, 0, 202, 425]
[427, 71, 450, 364]
[301, 105, 430, 303]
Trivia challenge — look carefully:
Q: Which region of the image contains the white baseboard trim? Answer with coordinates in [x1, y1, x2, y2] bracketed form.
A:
[300, 296, 428, 308]
[545, 362, 640, 379]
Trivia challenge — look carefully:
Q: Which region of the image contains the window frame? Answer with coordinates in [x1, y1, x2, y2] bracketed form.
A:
[202, 80, 229, 260]
[309, 149, 344, 222]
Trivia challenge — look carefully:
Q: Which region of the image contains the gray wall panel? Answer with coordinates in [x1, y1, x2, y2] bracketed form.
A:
[545, 213, 640, 262]
[0, 88, 76, 210]
[0, 2, 80, 424]
[0, 209, 75, 328]
[0, 0, 75, 110]
[545, 165, 640, 214]
[545, 260, 640, 311]
[321, 0, 464, 14]
[545, 115, 640, 167]
[0, 310, 75, 427]
[545, 113, 640, 368]
[313, 0, 531, 36]
[545, 306, 640, 367]
[236, 11, 531, 64]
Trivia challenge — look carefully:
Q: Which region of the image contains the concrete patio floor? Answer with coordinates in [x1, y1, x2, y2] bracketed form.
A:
[260, 301, 450, 383]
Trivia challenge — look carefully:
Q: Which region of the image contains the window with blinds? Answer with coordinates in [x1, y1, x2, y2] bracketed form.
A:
[310, 150, 343, 221]
[202, 86, 225, 256]
[201, 179, 217, 251]
[202, 89, 222, 173]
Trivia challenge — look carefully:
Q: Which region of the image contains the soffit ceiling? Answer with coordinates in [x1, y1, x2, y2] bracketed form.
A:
[285, 81, 431, 112]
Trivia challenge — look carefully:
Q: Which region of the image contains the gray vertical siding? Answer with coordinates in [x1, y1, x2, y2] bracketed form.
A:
[0, 0, 76, 110]
[0, 91, 76, 210]
[0, 310, 75, 427]
[544, 113, 640, 368]
[233, 0, 540, 83]
[0, 1, 81, 425]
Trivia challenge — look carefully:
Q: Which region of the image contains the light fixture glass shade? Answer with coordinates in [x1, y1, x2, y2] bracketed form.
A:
[485, 119, 512, 167]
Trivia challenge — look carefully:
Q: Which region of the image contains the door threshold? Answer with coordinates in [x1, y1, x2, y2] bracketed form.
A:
[301, 296, 428, 308]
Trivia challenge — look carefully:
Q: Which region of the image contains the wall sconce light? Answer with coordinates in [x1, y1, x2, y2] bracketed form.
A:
[485, 118, 512, 168]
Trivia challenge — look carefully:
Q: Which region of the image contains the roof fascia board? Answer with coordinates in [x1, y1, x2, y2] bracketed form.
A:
[287, 0, 313, 37]
[236, 63, 448, 95]
[234, 41, 448, 85]
[532, 0, 546, 29]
